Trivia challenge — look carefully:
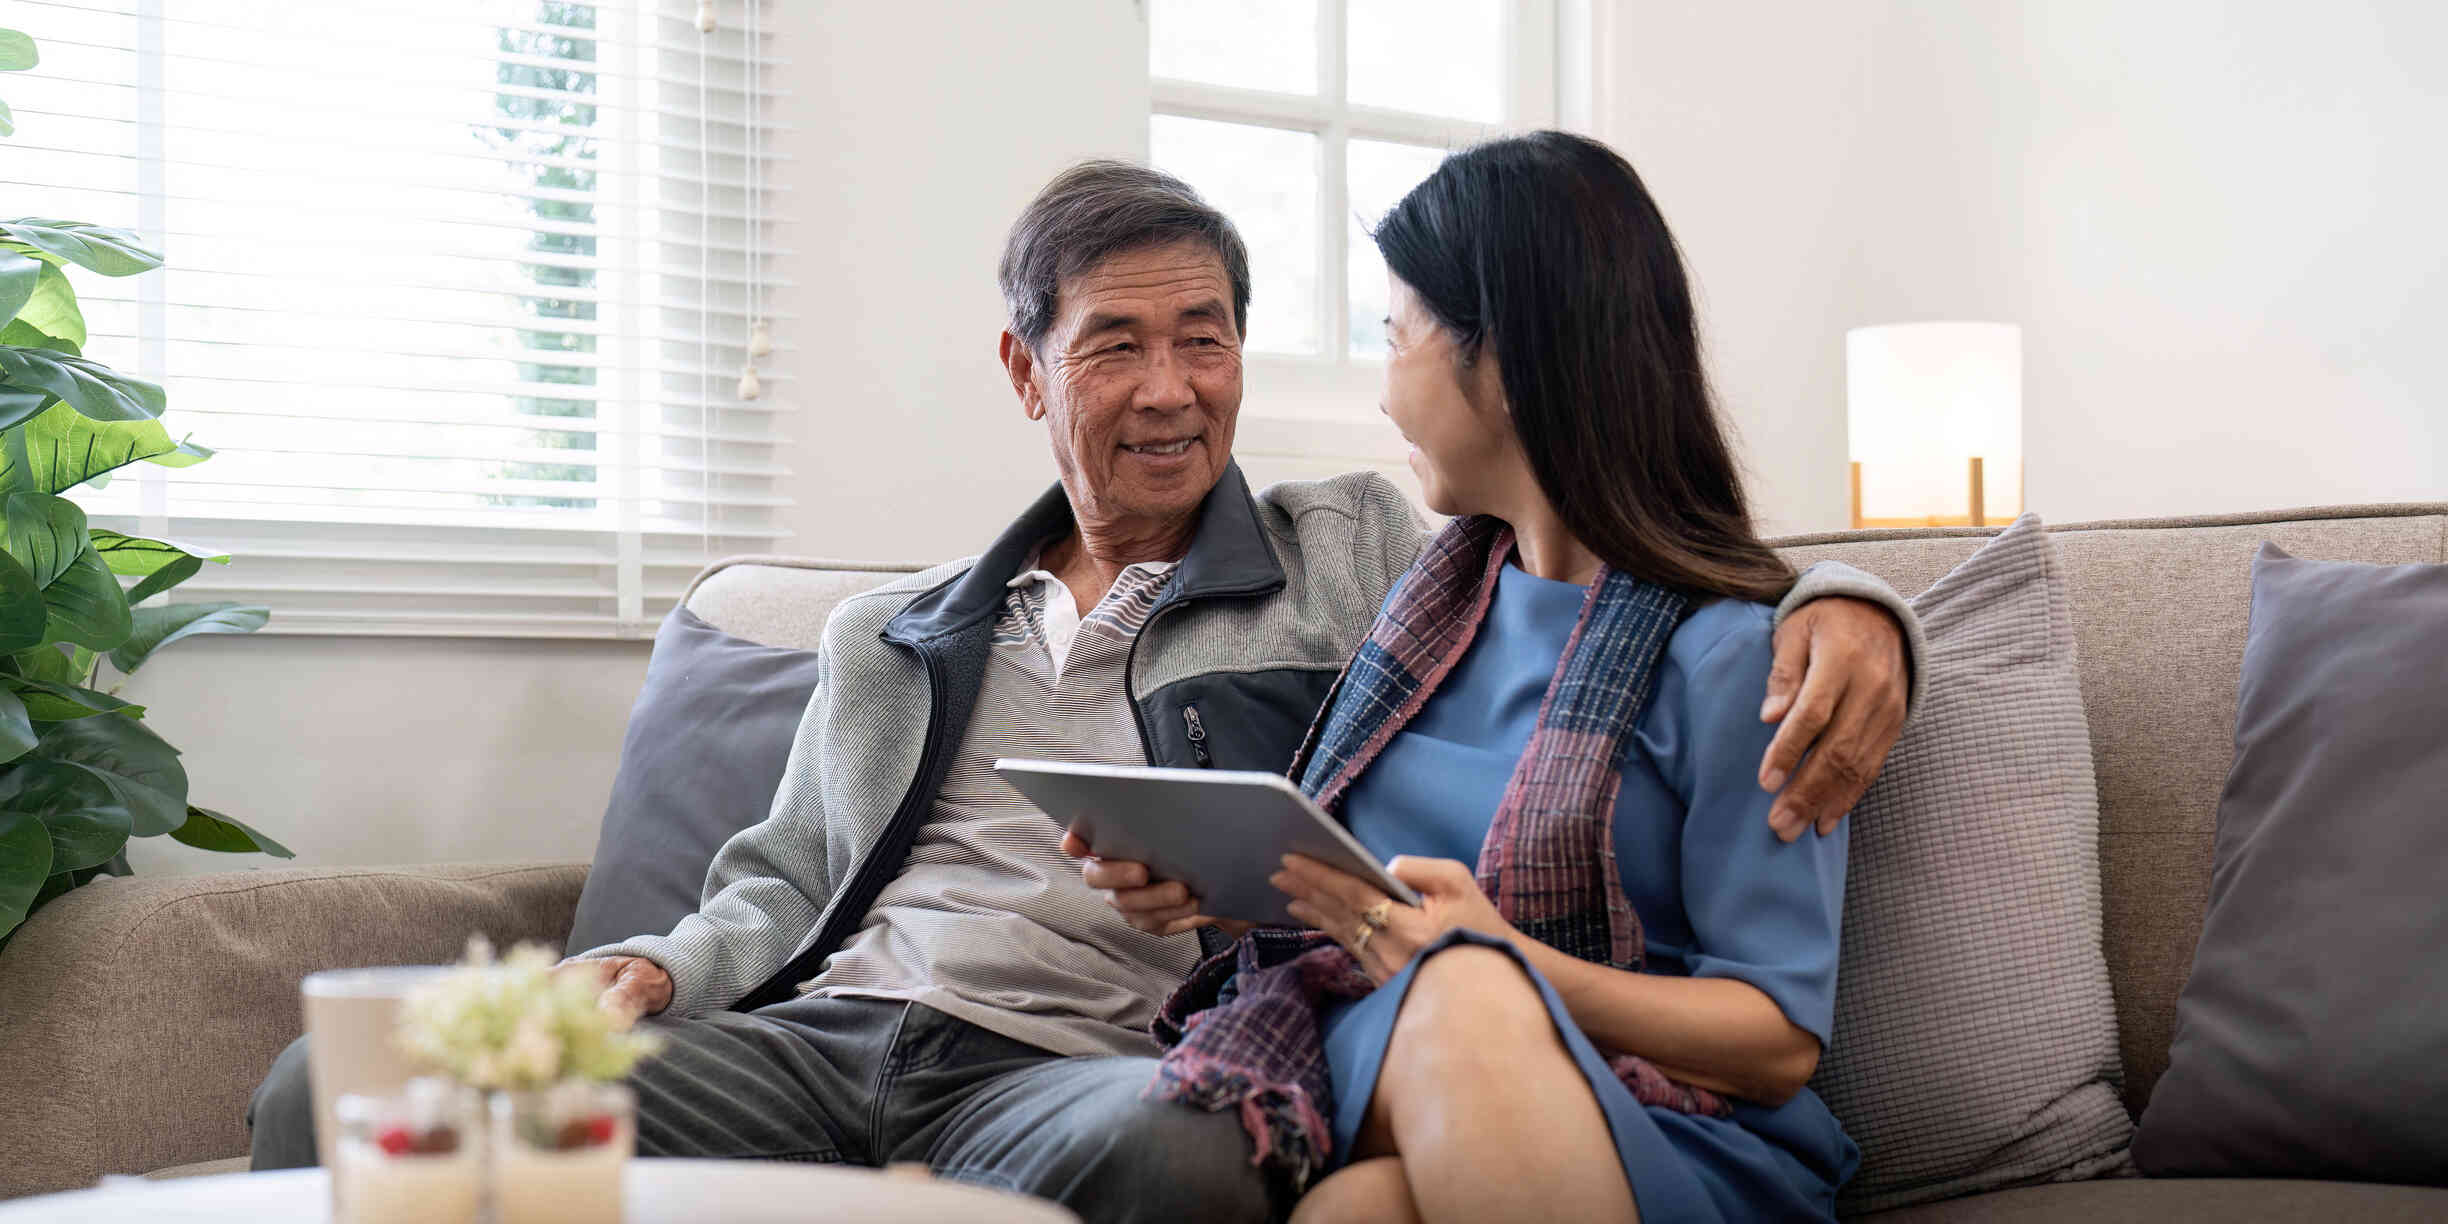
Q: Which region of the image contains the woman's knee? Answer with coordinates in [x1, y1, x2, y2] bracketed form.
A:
[1394, 944, 1551, 1051]
[1291, 1157, 1420, 1224]
[1375, 943, 1560, 1112]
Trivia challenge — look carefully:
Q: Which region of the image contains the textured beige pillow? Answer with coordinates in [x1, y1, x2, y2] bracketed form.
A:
[1811, 515, 2134, 1213]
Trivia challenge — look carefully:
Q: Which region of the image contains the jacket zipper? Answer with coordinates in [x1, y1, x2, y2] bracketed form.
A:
[1183, 704, 1212, 767]
[1123, 575, 1281, 766]
[1121, 597, 1184, 766]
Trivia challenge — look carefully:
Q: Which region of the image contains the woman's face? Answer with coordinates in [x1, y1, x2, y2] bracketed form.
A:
[1381, 275, 1523, 518]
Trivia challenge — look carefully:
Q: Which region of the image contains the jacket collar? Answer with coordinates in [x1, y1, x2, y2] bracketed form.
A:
[885, 460, 1286, 645]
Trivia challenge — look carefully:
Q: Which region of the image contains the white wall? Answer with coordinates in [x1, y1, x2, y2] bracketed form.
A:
[1971, 0, 2447, 518]
[129, 1, 1157, 877]
[121, 638, 647, 877]
[1586, 1, 1976, 536]
[768, 2, 1151, 560]
[1592, 0, 2445, 532]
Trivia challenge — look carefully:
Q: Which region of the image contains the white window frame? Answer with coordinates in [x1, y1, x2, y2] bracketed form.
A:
[1150, 0, 1559, 442]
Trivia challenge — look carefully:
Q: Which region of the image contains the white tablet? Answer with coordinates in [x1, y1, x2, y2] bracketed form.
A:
[995, 758, 1422, 926]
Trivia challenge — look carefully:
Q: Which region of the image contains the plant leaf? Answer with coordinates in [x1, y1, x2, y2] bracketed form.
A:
[123, 555, 200, 606]
[0, 385, 46, 435]
[0, 757, 132, 873]
[0, 30, 36, 72]
[10, 678, 142, 721]
[89, 529, 229, 576]
[0, 688, 32, 765]
[9, 642, 76, 686]
[0, 809, 50, 941]
[1, 493, 131, 649]
[0, 319, 74, 357]
[0, 219, 159, 277]
[0, 400, 201, 495]
[1, 490, 84, 587]
[0, 248, 36, 322]
[0, 346, 164, 427]
[9, 262, 84, 351]
[170, 804, 292, 858]
[40, 545, 132, 648]
[109, 601, 265, 673]
[0, 97, 14, 139]
[0, 549, 44, 651]
[35, 714, 186, 837]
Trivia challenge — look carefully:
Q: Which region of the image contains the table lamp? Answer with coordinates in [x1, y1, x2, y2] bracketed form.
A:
[1845, 322, 2023, 528]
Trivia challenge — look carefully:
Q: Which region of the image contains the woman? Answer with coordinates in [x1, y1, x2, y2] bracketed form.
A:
[1096, 131, 1855, 1223]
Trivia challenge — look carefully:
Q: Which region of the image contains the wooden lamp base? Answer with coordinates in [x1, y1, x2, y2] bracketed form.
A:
[1849, 457, 2009, 529]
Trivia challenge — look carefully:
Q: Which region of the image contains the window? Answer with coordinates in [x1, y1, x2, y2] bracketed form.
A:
[1147, 0, 1555, 374]
[1, 0, 787, 637]
[1146, 0, 1555, 488]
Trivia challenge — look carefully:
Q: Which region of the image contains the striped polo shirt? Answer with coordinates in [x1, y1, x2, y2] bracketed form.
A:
[799, 555, 1207, 1058]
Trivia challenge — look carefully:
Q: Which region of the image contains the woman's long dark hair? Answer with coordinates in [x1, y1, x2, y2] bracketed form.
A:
[1373, 131, 1795, 603]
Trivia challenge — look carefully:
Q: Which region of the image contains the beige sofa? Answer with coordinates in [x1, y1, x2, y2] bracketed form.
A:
[3, 501, 2444, 1218]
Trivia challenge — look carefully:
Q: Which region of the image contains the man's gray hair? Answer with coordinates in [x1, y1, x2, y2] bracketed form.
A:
[997, 160, 1252, 352]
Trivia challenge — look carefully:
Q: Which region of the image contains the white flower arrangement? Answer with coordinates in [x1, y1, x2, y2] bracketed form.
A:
[398, 937, 663, 1092]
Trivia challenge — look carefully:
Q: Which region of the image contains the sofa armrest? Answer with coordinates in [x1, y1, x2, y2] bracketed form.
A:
[0, 860, 588, 1200]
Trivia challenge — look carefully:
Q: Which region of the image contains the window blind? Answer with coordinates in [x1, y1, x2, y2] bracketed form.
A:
[1, 0, 791, 637]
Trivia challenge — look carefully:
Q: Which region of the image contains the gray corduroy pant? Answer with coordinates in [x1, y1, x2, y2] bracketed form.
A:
[247, 995, 1278, 1224]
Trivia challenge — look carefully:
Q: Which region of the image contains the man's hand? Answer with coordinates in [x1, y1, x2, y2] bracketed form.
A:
[1758, 595, 1910, 842]
[566, 955, 673, 1021]
[1060, 829, 1250, 940]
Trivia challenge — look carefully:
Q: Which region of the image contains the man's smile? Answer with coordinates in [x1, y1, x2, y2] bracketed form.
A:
[1122, 436, 1200, 456]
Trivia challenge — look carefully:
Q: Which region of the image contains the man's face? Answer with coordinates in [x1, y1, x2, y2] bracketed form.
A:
[1007, 241, 1243, 538]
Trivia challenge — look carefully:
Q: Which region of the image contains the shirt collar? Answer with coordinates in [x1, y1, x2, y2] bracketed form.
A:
[1006, 551, 1177, 592]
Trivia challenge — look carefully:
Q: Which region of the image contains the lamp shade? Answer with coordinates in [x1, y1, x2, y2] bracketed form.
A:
[1846, 322, 2023, 525]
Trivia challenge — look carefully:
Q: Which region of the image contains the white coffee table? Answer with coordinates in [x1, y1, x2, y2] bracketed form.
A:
[0, 1160, 1080, 1222]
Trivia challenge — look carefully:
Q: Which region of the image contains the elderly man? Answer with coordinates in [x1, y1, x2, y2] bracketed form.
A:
[249, 161, 1916, 1221]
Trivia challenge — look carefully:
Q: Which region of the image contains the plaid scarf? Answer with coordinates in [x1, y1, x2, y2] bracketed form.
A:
[1147, 516, 1730, 1188]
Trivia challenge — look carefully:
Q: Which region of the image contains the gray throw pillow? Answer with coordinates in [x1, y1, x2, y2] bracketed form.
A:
[2134, 543, 2448, 1182]
[564, 606, 823, 955]
[1810, 515, 2134, 1214]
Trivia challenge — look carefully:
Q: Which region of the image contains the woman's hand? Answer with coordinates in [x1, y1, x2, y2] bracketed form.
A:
[1273, 854, 1514, 984]
[1060, 829, 1251, 940]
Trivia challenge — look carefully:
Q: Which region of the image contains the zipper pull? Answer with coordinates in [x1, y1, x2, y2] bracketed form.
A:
[1182, 705, 1213, 768]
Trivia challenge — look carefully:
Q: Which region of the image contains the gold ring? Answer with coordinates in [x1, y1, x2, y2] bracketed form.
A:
[1351, 922, 1375, 955]
[1361, 900, 1393, 930]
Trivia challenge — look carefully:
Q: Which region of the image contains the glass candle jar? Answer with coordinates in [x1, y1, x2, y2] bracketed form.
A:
[331, 1078, 483, 1224]
[489, 1080, 635, 1224]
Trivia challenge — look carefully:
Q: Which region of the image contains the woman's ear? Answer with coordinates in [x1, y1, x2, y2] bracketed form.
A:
[1464, 338, 1509, 421]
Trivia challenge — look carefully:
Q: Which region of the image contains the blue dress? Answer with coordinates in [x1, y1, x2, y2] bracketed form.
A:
[1323, 563, 1859, 1221]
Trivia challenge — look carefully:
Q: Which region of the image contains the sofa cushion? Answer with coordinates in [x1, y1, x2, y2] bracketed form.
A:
[1777, 505, 2448, 1115]
[565, 606, 825, 954]
[1857, 1176, 2448, 1222]
[2133, 544, 2448, 1182]
[1809, 516, 2132, 1214]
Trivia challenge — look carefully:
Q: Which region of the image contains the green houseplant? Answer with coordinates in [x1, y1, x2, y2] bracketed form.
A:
[0, 27, 283, 949]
